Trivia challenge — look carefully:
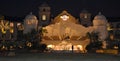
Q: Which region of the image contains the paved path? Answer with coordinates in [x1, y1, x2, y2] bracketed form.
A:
[0, 53, 120, 61]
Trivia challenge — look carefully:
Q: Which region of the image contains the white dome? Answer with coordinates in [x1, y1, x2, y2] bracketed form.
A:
[25, 12, 37, 20]
[93, 12, 107, 26]
[94, 12, 106, 20]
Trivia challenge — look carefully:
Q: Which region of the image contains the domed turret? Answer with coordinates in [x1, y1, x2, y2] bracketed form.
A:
[23, 12, 38, 34]
[25, 12, 37, 20]
[93, 12, 107, 26]
[94, 12, 106, 20]
[93, 12, 108, 43]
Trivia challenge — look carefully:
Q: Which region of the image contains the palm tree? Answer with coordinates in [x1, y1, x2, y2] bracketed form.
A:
[86, 32, 102, 53]
[86, 32, 99, 43]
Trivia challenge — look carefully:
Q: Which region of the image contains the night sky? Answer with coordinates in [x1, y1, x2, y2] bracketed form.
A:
[0, 0, 120, 17]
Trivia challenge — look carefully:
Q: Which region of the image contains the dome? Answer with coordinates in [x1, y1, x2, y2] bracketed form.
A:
[94, 12, 106, 20]
[25, 12, 37, 20]
[93, 12, 107, 26]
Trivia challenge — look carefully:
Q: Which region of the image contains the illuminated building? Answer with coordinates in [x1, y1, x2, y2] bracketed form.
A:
[20, 3, 109, 52]
[0, 3, 115, 52]
[0, 19, 17, 41]
[23, 12, 38, 34]
[40, 10, 108, 51]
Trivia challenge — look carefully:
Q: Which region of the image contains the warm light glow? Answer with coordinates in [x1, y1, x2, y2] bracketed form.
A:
[107, 24, 112, 31]
[10, 28, 14, 33]
[17, 24, 24, 30]
[19, 46, 23, 48]
[27, 42, 32, 47]
[110, 34, 114, 40]
[84, 14, 88, 18]
[47, 44, 54, 49]
[1, 45, 7, 50]
[0, 20, 9, 29]
[27, 21, 31, 24]
[114, 46, 118, 49]
[77, 45, 83, 51]
[42, 15, 46, 20]
[1, 28, 6, 34]
[2, 45, 5, 49]
[17, 23, 21, 26]
[60, 15, 69, 21]
[10, 22, 14, 27]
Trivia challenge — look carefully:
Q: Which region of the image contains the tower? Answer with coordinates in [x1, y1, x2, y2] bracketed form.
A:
[93, 12, 108, 49]
[23, 12, 38, 34]
[93, 12, 108, 41]
[80, 10, 92, 27]
[38, 3, 51, 27]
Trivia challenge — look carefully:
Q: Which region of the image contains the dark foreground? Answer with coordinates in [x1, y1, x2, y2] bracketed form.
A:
[0, 53, 120, 61]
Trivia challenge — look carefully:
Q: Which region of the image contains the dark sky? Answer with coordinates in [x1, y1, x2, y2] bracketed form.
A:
[0, 0, 120, 17]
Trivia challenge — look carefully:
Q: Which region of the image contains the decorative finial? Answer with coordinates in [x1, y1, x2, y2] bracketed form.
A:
[98, 12, 102, 15]
[30, 12, 32, 15]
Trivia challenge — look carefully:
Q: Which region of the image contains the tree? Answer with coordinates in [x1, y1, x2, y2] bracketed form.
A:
[86, 32, 99, 43]
[17, 30, 23, 41]
[86, 41, 102, 53]
[86, 32, 102, 53]
[39, 44, 47, 52]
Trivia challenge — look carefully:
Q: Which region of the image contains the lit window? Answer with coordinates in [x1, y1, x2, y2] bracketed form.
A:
[18, 25, 24, 30]
[10, 28, 14, 33]
[60, 15, 69, 21]
[77, 45, 83, 51]
[10, 22, 14, 27]
[84, 14, 87, 18]
[42, 15, 46, 20]
[47, 45, 54, 49]
[17, 23, 21, 26]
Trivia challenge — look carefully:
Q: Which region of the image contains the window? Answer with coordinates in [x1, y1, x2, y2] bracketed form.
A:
[10, 28, 14, 33]
[84, 14, 88, 18]
[10, 22, 14, 27]
[42, 15, 46, 20]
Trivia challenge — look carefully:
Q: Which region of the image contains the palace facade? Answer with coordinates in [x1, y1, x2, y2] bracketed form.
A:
[0, 3, 120, 52]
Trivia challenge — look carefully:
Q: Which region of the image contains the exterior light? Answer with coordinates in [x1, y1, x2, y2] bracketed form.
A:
[114, 46, 118, 49]
[42, 15, 46, 20]
[60, 15, 69, 21]
[27, 42, 32, 47]
[10, 22, 14, 27]
[10, 28, 14, 33]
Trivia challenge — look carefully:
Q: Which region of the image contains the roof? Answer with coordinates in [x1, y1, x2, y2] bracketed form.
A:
[94, 12, 107, 20]
[25, 12, 37, 20]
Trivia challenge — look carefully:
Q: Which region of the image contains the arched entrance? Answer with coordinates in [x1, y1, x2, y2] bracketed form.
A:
[47, 40, 84, 52]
